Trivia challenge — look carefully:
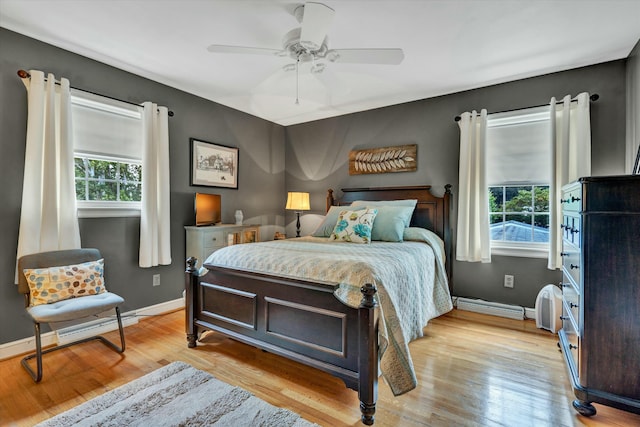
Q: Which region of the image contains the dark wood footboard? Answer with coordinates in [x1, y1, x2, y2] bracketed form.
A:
[185, 257, 379, 424]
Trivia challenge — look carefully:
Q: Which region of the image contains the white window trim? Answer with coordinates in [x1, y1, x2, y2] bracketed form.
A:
[487, 106, 551, 259]
[491, 241, 549, 258]
[74, 154, 142, 218]
[77, 201, 141, 218]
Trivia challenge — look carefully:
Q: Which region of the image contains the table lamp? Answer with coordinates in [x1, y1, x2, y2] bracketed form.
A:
[285, 192, 310, 237]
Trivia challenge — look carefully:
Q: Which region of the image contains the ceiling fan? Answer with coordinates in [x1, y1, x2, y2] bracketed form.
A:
[207, 2, 404, 102]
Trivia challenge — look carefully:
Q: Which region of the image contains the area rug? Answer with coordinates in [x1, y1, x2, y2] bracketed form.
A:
[36, 361, 318, 427]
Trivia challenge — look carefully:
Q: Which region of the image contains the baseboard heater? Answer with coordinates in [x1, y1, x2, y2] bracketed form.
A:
[56, 316, 139, 345]
[456, 297, 525, 320]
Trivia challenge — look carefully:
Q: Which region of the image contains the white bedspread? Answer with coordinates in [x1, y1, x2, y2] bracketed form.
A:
[203, 227, 453, 395]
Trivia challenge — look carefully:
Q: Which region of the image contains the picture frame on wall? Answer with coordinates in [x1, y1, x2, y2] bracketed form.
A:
[190, 138, 239, 188]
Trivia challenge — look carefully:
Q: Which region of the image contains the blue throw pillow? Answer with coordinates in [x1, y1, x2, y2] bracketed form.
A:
[367, 205, 415, 241]
[351, 199, 417, 227]
[312, 205, 364, 237]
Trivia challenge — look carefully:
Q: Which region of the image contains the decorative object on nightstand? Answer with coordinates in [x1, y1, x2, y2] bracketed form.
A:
[285, 192, 310, 237]
[234, 210, 243, 225]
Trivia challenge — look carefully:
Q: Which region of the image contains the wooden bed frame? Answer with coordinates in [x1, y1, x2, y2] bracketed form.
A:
[185, 185, 452, 425]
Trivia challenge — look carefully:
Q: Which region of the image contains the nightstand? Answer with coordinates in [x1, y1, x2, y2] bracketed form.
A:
[185, 224, 260, 268]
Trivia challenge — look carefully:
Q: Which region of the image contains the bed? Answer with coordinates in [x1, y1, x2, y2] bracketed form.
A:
[185, 185, 453, 425]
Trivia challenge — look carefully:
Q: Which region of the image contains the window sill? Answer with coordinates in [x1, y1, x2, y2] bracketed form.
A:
[491, 243, 548, 259]
[77, 206, 141, 218]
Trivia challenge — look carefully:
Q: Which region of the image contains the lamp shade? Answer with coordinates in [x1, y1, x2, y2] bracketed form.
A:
[285, 192, 310, 211]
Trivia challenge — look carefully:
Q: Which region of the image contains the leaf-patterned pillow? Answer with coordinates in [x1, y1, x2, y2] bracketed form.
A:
[23, 259, 106, 306]
[329, 208, 378, 243]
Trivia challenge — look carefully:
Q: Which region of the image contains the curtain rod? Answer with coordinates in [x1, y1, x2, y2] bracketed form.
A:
[453, 93, 599, 122]
[17, 69, 174, 117]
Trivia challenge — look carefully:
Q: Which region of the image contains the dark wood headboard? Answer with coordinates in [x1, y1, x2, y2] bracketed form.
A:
[326, 185, 452, 288]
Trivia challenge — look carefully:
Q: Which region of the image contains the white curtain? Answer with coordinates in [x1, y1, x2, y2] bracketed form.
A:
[548, 93, 591, 269]
[139, 102, 171, 268]
[456, 109, 491, 263]
[16, 70, 81, 281]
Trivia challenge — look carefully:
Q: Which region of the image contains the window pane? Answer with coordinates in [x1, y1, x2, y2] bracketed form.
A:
[90, 160, 118, 180]
[504, 186, 533, 213]
[88, 180, 117, 201]
[75, 180, 86, 200]
[534, 186, 549, 212]
[490, 214, 504, 240]
[74, 158, 86, 178]
[503, 213, 533, 242]
[120, 183, 141, 201]
[489, 187, 503, 212]
[120, 163, 141, 182]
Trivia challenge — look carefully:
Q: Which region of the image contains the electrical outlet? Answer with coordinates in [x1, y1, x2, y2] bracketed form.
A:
[504, 274, 514, 288]
[153, 274, 161, 287]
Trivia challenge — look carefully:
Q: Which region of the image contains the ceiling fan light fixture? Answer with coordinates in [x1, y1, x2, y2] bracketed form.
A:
[310, 62, 326, 74]
[326, 50, 340, 62]
[300, 40, 320, 51]
[283, 63, 297, 72]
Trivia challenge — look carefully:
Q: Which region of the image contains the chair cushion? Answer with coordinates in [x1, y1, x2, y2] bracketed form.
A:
[26, 292, 124, 323]
[23, 259, 106, 306]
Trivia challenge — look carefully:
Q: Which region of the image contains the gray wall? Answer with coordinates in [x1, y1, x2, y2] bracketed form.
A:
[0, 28, 285, 344]
[285, 60, 628, 308]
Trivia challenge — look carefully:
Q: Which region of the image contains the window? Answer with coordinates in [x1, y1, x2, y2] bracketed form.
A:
[486, 107, 550, 257]
[71, 90, 143, 217]
[75, 156, 141, 201]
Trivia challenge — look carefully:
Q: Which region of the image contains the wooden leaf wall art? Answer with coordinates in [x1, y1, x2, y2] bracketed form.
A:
[349, 144, 417, 175]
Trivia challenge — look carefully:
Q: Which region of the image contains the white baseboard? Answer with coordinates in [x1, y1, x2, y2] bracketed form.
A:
[524, 307, 536, 320]
[453, 296, 536, 322]
[0, 297, 185, 361]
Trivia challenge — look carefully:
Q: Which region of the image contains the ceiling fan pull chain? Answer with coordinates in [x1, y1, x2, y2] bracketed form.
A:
[295, 55, 300, 105]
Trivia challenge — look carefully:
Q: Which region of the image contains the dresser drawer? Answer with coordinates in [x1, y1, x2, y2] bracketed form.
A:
[562, 215, 580, 247]
[561, 276, 580, 324]
[562, 303, 580, 369]
[562, 245, 581, 286]
[201, 229, 225, 251]
[561, 184, 582, 212]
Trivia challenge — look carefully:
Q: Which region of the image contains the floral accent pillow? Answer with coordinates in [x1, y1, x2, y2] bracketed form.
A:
[23, 259, 106, 306]
[329, 208, 378, 243]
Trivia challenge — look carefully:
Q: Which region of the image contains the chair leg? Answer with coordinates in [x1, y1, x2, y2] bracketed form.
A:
[20, 307, 126, 383]
[21, 322, 43, 382]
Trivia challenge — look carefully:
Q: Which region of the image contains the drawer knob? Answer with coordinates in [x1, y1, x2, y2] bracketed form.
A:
[560, 252, 568, 257]
[560, 198, 570, 204]
[570, 264, 579, 270]
[571, 196, 581, 202]
[569, 344, 578, 350]
[569, 302, 579, 308]
[560, 316, 569, 320]
[570, 228, 579, 234]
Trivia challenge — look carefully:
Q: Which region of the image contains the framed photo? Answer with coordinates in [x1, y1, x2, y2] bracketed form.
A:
[190, 138, 238, 188]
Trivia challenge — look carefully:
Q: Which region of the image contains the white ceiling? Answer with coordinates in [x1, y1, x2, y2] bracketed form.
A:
[1, 0, 639, 126]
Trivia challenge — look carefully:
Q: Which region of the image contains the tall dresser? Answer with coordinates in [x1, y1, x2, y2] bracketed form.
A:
[558, 175, 640, 416]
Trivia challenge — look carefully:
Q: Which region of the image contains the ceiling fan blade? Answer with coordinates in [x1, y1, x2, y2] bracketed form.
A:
[328, 48, 405, 65]
[299, 2, 335, 50]
[207, 44, 283, 56]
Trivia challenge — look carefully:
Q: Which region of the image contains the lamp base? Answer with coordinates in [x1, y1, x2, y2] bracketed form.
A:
[296, 211, 301, 237]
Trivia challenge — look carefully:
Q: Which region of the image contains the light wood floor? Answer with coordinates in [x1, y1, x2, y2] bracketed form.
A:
[1, 309, 639, 427]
